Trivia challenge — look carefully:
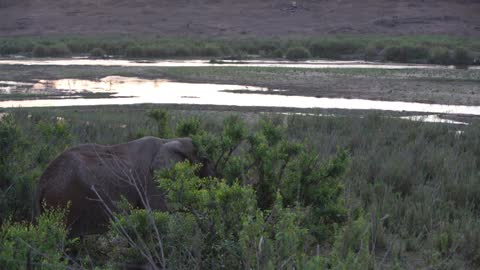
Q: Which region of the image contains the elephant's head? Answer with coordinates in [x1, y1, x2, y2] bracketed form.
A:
[151, 137, 216, 178]
[197, 155, 215, 178]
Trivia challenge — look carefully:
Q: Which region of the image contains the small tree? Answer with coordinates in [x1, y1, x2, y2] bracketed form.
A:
[90, 47, 107, 58]
[0, 208, 72, 269]
[176, 117, 202, 137]
[147, 109, 170, 138]
[32, 45, 48, 57]
[429, 47, 451, 65]
[0, 115, 31, 226]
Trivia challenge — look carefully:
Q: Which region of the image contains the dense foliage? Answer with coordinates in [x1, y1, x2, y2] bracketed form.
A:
[1, 108, 480, 269]
[0, 114, 71, 226]
[285, 47, 311, 60]
[0, 208, 72, 269]
[101, 114, 351, 269]
[0, 36, 478, 65]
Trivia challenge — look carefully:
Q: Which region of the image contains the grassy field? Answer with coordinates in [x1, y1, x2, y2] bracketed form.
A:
[1, 35, 479, 64]
[1, 38, 480, 267]
[1, 106, 480, 268]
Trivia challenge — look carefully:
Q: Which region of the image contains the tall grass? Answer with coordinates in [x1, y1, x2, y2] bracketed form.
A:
[3, 107, 480, 268]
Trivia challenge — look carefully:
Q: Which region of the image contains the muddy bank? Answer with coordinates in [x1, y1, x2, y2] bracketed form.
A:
[1, 59, 476, 70]
[1, 65, 478, 106]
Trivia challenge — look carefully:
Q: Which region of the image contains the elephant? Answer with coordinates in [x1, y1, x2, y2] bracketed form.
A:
[35, 136, 214, 237]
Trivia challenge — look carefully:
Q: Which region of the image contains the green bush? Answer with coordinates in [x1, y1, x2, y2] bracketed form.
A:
[89, 47, 106, 58]
[97, 115, 349, 268]
[0, 115, 72, 226]
[364, 43, 379, 61]
[199, 45, 222, 57]
[271, 48, 284, 58]
[433, 223, 459, 257]
[96, 41, 127, 55]
[48, 43, 71, 57]
[147, 109, 171, 138]
[286, 46, 311, 60]
[193, 115, 247, 176]
[461, 221, 480, 267]
[105, 152, 347, 268]
[0, 115, 30, 225]
[309, 41, 331, 58]
[172, 45, 192, 57]
[152, 160, 342, 268]
[257, 41, 278, 56]
[109, 209, 202, 269]
[429, 47, 451, 65]
[35, 119, 72, 165]
[239, 193, 310, 269]
[329, 215, 374, 269]
[32, 43, 71, 57]
[192, 117, 347, 240]
[0, 208, 72, 269]
[142, 46, 169, 58]
[0, 40, 23, 55]
[2, 36, 479, 64]
[310, 40, 361, 59]
[32, 44, 49, 57]
[155, 162, 258, 268]
[176, 117, 201, 137]
[125, 45, 144, 58]
[453, 47, 473, 65]
[384, 45, 429, 62]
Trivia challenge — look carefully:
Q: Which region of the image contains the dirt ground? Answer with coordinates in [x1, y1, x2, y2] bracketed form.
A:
[1, 0, 479, 37]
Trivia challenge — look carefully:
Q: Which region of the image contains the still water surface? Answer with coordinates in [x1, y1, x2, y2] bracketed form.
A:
[1, 58, 477, 70]
[1, 76, 480, 117]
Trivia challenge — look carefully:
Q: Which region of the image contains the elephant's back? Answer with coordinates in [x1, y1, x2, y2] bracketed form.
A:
[38, 140, 148, 194]
[39, 149, 83, 186]
[36, 150, 87, 213]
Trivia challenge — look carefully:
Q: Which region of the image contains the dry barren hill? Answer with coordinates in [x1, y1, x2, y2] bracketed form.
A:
[1, 0, 479, 37]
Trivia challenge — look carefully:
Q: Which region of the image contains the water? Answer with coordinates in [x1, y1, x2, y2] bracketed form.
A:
[400, 115, 468, 125]
[0, 58, 477, 70]
[282, 112, 468, 125]
[1, 76, 480, 117]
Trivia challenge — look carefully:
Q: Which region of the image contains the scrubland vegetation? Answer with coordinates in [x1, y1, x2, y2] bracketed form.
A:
[0, 36, 479, 65]
[1, 107, 480, 269]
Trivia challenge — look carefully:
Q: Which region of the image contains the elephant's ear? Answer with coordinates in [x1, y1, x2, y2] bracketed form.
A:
[151, 140, 191, 172]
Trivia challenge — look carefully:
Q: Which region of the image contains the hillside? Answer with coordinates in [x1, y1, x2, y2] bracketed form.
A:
[1, 0, 479, 37]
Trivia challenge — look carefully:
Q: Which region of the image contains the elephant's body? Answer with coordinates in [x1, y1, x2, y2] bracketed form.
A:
[35, 136, 213, 237]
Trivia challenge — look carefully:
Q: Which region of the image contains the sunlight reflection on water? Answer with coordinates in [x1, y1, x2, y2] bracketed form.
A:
[0, 58, 477, 70]
[0, 76, 480, 117]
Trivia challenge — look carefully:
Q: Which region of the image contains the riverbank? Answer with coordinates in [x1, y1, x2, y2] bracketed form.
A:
[1, 64, 479, 107]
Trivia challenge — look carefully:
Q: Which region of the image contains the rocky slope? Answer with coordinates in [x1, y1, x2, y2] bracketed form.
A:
[1, 0, 479, 37]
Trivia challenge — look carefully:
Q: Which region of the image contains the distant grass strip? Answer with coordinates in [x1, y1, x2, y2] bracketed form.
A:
[0, 35, 479, 65]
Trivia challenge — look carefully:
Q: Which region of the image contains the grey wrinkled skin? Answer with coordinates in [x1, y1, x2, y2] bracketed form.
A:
[34, 136, 214, 237]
